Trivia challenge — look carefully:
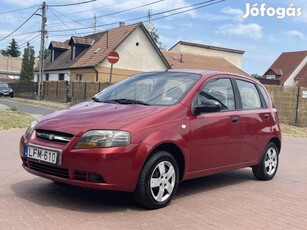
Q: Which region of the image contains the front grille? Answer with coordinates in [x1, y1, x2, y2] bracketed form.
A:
[36, 129, 74, 143]
[28, 160, 69, 178]
[25, 160, 105, 183]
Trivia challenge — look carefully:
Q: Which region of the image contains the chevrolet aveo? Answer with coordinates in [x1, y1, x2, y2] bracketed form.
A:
[19, 70, 281, 209]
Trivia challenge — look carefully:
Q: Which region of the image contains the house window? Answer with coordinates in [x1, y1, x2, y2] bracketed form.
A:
[51, 50, 55, 62]
[46, 74, 49, 81]
[76, 74, 83, 82]
[266, 75, 276, 80]
[59, 74, 65, 81]
[72, 46, 76, 60]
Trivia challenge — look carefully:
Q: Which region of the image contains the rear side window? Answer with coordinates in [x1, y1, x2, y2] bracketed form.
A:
[258, 85, 269, 108]
[236, 80, 262, 110]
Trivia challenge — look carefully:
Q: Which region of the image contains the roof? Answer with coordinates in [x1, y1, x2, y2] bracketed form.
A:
[296, 65, 307, 87]
[41, 22, 169, 71]
[69, 36, 94, 46]
[264, 51, 307, 85]
[162, 50, 249, 76]
[169, 40, 245, 55]
[48, 41, 69, 50]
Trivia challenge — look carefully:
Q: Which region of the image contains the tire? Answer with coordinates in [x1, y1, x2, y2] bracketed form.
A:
[252, 142, 279, 180]
[133, 151, 179, 209]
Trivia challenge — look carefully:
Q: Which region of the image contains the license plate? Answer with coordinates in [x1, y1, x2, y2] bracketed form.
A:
[26, 145, 61, 165]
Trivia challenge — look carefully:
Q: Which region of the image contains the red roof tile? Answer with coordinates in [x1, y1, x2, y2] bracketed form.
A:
[264, 51, 307, 85]
[162, 50, 249, 76]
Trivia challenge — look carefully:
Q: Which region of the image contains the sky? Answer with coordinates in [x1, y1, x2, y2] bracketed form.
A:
[0, 0, 306, 75]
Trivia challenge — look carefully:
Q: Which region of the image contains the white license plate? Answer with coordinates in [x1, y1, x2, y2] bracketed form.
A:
[27, 146, 59, 165]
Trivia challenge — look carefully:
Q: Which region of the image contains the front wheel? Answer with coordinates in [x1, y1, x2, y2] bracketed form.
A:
[133, 151, 179, 209]
[252, 142, 279, 180]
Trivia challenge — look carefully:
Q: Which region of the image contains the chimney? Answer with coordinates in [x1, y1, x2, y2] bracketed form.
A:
[119, 22, 125, 27]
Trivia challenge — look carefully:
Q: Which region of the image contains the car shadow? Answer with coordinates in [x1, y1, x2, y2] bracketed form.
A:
[11, 169, 255, 212]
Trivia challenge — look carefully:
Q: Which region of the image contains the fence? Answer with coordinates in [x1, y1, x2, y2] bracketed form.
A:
[7, 81, 307, 127]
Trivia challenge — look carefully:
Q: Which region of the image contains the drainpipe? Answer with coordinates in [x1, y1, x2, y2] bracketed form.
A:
[93, 66, 99, 82]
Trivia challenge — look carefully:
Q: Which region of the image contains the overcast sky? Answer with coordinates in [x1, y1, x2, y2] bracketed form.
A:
[0, 0, 306, 75]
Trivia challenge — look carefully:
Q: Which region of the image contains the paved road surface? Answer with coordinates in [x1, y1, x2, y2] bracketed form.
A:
[0, 128, 306, 230]
[0, 99, 55, 118]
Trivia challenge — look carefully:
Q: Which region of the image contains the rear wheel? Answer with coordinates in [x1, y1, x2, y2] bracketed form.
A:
[252, 142, 279, 180]
[133, 151, 179, 209]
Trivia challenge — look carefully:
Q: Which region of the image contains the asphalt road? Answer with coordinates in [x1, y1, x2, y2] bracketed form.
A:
[0, 128, 306, 229]
[0, 99, 55, 118]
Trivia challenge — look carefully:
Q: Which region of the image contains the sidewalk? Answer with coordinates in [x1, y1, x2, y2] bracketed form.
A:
[2, 97, 70, 110]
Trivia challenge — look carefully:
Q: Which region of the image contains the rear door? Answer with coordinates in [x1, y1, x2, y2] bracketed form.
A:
[234, 79, 274, 163]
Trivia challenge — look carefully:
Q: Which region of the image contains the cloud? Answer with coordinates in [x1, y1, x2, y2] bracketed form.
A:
[221, 7, 244, 22]
[287, 30, 305, 40]
[216, 23, 263, 40]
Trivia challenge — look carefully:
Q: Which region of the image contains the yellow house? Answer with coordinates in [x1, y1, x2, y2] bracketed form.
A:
[34, 22, 170, 83]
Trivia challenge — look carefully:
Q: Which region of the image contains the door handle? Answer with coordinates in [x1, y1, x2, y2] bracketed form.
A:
[264, 114, 270, 119]
[232, 117, 239, 123]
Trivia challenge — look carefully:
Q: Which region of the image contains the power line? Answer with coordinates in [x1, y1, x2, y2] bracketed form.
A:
[47, 0, 223, 33]
[0, 7, 40, 42]
[48, 0, 97, 7]
[48, 0, 164, 27]
[0, 5, 40, 15]
[49, 7, 88, 27]
[61, 0, 136, 16]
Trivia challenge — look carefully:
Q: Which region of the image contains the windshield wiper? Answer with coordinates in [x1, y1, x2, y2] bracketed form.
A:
[91, 97, 101, 102]
[105, 99, 150, 105]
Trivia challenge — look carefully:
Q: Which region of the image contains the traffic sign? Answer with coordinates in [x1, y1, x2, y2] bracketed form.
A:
[107, 51, 119, 64]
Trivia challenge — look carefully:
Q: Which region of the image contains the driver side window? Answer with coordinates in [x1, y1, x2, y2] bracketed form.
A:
[197, 78, 235, 111]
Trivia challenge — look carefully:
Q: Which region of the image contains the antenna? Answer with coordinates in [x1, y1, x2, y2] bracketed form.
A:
[92, 13, 97, 34]
[146, 10, 155, 32]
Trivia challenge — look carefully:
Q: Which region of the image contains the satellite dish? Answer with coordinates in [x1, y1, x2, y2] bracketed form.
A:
[146, 22, 155, 32]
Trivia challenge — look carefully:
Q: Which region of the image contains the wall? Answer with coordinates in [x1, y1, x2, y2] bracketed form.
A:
[0, 56, 22, 75]
[171, 43, 243, 69]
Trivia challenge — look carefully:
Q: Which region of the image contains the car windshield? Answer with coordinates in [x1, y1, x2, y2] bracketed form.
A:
[0, 83, 9, 88]
[94, 72, 201, 106]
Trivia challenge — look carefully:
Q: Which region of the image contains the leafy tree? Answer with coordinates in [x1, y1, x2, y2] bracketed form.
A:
[19, 43, 35, 83]
[149, 29, 164, 50]
[44, 48, 50, 60]
[251, 73, 261, 78]
[0, 38, 21, 57]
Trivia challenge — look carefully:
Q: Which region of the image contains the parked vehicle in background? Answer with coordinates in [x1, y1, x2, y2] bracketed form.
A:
[0, 82, 14, 97]
[19, 70, 282, 209]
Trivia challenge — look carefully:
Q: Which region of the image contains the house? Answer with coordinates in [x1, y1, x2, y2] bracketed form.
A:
[262, 51, 307, 87]
[162, 50, 249, 76]
[169, 41, 245, 69]
[35, 22, 170, 83]
[0, 55, 22, 82]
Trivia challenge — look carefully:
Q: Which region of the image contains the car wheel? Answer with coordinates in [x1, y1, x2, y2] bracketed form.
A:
[133, 151, 179, 209]
[252, 142, 279, 180]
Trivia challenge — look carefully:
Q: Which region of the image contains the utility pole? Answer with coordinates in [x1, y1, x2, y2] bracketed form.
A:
[38, 1, 47, 99]
[93, 13, 97, 34]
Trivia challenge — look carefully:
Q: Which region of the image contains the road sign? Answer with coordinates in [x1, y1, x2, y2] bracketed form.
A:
[107, 51, 119, 64]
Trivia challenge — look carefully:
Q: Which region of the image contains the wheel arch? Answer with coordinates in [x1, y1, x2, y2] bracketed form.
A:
[269, 137, 281, 153]
[151, 143, 185, 181]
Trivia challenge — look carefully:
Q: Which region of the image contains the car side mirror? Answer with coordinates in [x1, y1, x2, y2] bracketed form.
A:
[194, 98, 221, 114]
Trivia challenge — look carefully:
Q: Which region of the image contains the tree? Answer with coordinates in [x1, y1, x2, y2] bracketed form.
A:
[149, 28, 164, 50]
[19, 43, 35, 83]
[0, 38, 21, 57]
[44, 48, 50, 60]
[251, 73, 261, 78]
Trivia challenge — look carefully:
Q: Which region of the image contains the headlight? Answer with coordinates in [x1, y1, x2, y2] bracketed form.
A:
[25, 120, 38, 138]
[74, 130, 130, 149]
[9, 89, 13, 93]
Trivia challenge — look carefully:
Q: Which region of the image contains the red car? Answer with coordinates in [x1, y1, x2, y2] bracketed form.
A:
[19, 70, 281, 209]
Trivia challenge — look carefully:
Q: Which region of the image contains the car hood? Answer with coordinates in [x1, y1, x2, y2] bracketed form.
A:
[36, 101, 169, 136]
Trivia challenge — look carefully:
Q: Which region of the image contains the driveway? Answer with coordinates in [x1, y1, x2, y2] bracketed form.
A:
[1, 129, 306, 229]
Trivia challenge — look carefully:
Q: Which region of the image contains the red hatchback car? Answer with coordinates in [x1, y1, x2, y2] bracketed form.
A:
[19, 70, 281, 209]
